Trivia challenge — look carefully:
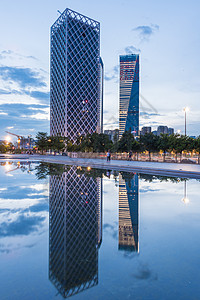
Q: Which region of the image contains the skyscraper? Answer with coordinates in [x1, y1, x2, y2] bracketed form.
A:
[50, 9, 103, 141]
[119, 54, 139, 139]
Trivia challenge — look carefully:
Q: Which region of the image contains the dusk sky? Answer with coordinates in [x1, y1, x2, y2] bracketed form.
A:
[0, 0, 200, 142]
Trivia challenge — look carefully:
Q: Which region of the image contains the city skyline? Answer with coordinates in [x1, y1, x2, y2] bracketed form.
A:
[0, 0, 200, 141]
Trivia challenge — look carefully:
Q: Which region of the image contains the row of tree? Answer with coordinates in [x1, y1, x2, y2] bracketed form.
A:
[0, 141, 14, 153]
[35, 131, 200, 162]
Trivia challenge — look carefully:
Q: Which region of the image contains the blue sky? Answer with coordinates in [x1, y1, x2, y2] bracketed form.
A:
[0, 0, 200, 141]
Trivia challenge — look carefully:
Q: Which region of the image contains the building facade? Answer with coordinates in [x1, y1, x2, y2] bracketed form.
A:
[104, 129, 119, 142]
[119, 54, 139, 139]
[50, 9, 103, 141]
[141, 126, 151, 135]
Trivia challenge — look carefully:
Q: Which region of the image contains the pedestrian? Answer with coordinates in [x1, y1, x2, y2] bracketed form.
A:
[107, 150, 111, 162]
[129, 150, 133, 161]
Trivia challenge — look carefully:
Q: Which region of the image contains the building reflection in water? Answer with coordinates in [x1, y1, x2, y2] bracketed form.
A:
[118, 173, 139, 252]
[49, 166, 102, 298]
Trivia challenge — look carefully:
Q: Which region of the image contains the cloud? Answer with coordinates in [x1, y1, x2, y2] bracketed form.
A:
[0, 50, 37, 61]
[132, 263, 158, 281]
[22, 112, 49, 120]
[28, 91, 49, 101]
[0, 214, 46, 237]
[125, 46, 141, 54]
[105, 64, 119, 82]
[0, 66, 47, 88]
[140, 112, 161, 119]
[0, 103, 50, 138]
[133, 24, 159, 41]
[0, 110, 8, 115]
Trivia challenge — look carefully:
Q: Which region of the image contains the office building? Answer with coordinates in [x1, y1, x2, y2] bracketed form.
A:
[157, 126, 174, 136]
[119, 54, 139, 139]
[118, 173, 139, 252]
[168, 128, 174, 135]
[141, 126, 151, 135]
[50, 8, 103, 141]
[157, 126, 168, 136]
[104, 129, 119, 142]
[49, 166, 102, 298]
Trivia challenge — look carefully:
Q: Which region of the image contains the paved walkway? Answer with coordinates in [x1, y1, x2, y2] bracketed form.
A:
[1, 154, 200, 178]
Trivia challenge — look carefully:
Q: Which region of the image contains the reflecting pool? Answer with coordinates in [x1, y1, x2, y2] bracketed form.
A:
[0, 161, 200, 299]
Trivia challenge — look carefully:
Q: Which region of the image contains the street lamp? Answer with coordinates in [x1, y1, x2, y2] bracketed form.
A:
[183, 107, 189, 136]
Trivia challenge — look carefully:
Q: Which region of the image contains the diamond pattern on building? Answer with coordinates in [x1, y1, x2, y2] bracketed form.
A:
[50, 9, 103, 141]
[49, 166, 102, 298]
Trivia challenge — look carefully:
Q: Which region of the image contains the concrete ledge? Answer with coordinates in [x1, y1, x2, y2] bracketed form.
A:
[1, 154, 200, 179]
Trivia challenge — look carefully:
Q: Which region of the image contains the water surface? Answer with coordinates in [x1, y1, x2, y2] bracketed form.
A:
[0, 161, 200, 299]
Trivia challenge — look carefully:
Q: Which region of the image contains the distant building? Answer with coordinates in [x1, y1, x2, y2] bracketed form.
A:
[157, 126, 174, 136]
[141, 126, 151, 135]
[119, 54, 139, 139]
[152, 131, 157, 136]
[157, 126, 168, 136]
[168, 128, 174, 135]
[104, 129, 119, 142]
[50, 8, 103, 141]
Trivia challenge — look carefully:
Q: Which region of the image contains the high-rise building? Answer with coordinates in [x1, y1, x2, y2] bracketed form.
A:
[157, 126, 168, 136]
[168, 128, 174, 135]
[119, 54, 139, 139]
[141, 126, 151, 135]
[118, 173, 139, 252]
[49, 166, 102, 298]
[104, 129, 119, 142]
[50, 9, 103, 141]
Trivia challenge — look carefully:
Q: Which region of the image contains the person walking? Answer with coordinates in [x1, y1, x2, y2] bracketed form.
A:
[128, 150, 133, 161]
[107, 150, 111, 162]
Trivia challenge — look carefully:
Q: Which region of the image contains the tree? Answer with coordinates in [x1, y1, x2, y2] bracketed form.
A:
[140, 133, 160, 161]
[49, 135, 66, 153]
[159, 134, 170, 162]
[0, 141, 7, 153]
[35, 132, 48, 154]
[118, 130, 135, 153]
[168, 134, 189, 162]
[194, 136, 200, 164]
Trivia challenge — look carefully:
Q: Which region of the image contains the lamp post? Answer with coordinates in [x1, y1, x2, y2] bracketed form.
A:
[183, 107, 189, 136]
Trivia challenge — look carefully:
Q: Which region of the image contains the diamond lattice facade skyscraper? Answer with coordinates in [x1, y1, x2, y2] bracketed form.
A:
[50, 9, 103, 141]
[119, 54, 139, 139]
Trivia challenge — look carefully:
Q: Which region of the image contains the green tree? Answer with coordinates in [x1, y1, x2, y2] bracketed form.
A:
[0, 141, 7, 153]
[169, 134, 189, 162]
[140, 133, 160, 161]
[159, 134, 170, 162]
[194, 136, 200, 164]
[49, 135, 66, 153]
[118, 130, 135, 153]
[35, 132, 48, 154]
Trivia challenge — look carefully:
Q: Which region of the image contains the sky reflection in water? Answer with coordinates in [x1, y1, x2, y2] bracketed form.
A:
[0, 161, 200, 300]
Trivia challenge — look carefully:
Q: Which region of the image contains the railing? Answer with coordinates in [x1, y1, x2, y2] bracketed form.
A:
[66, 152, 199, 164]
